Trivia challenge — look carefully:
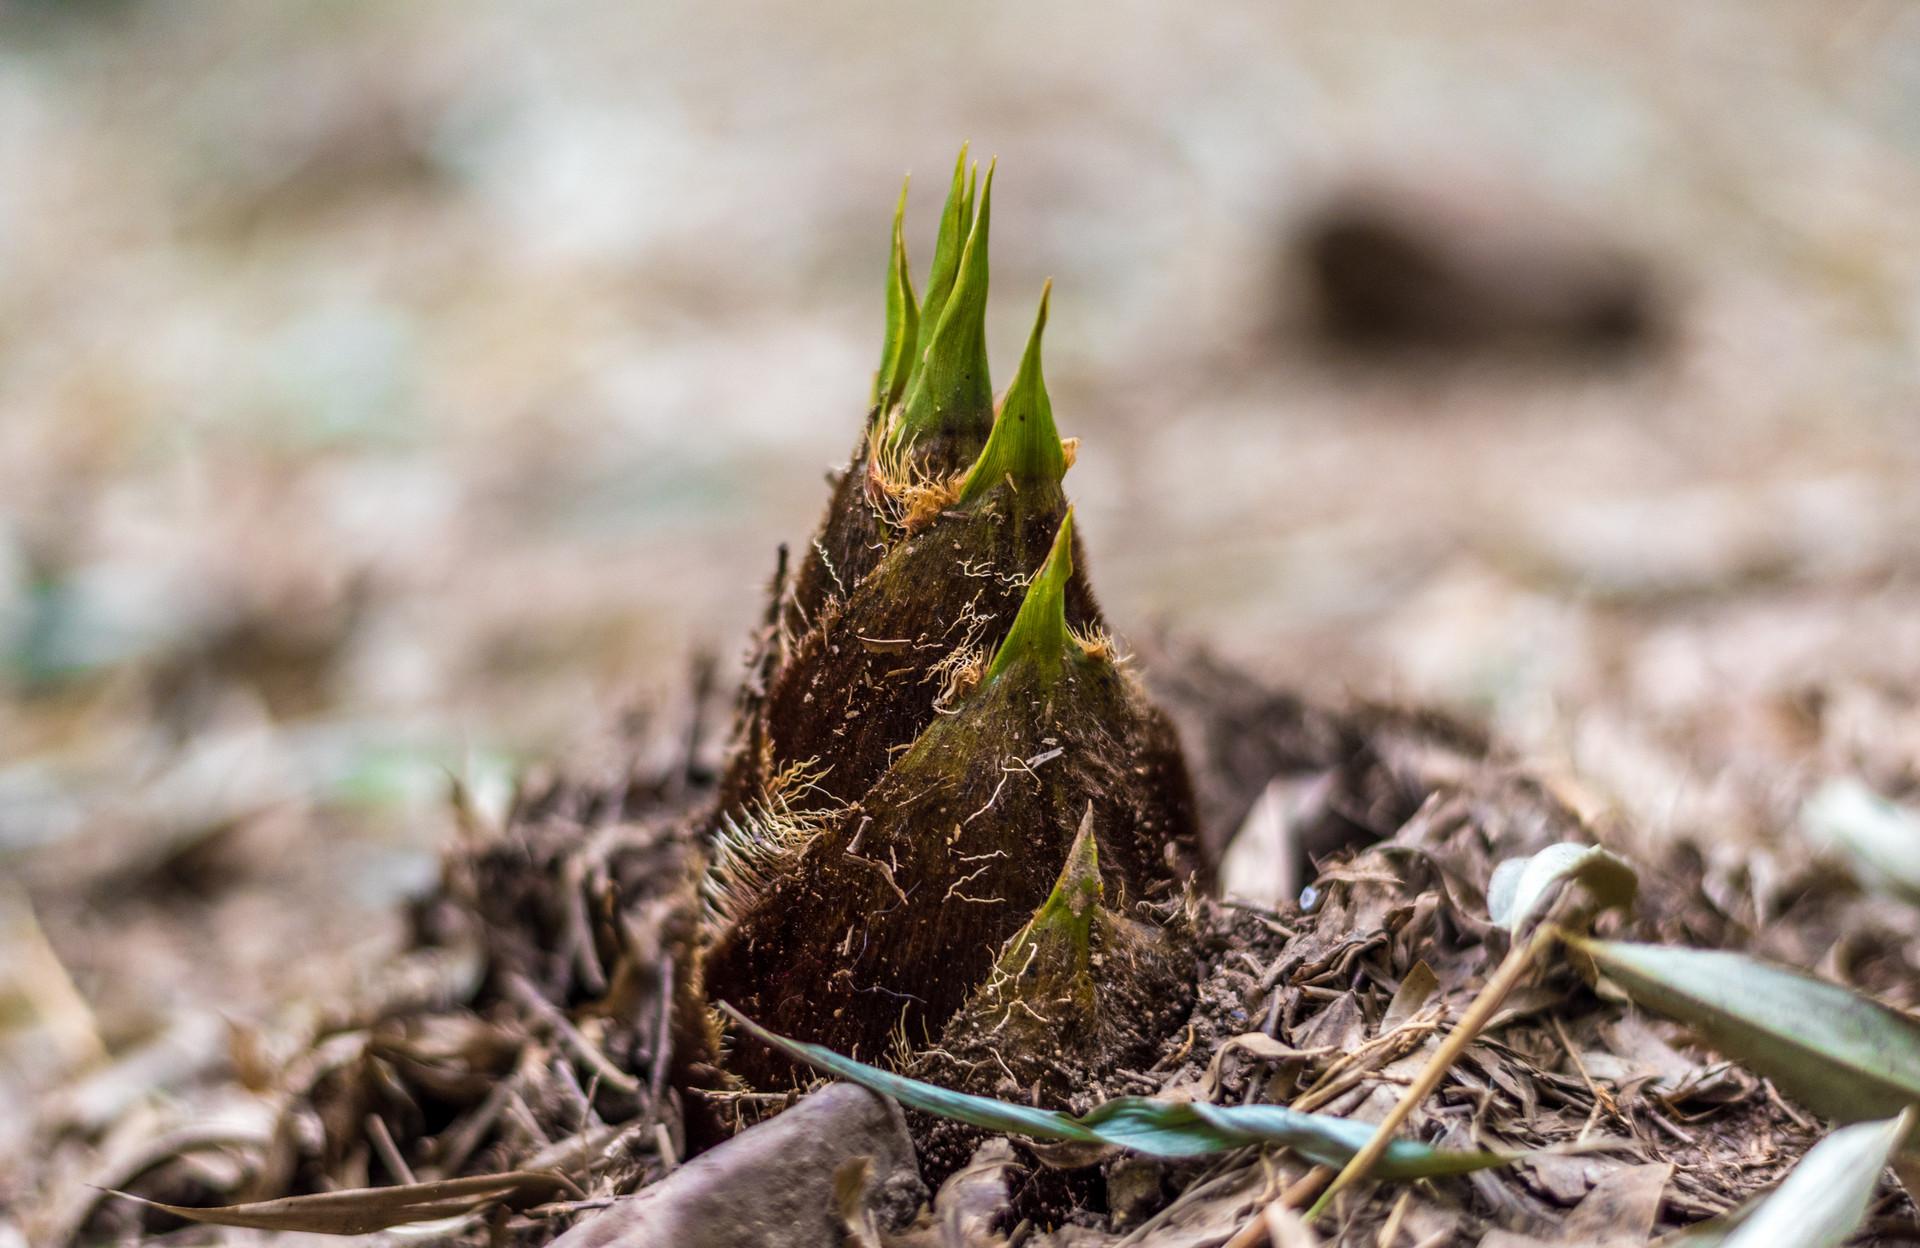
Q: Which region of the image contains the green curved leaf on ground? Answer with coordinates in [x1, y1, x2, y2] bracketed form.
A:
[721, 1004, 1514, 1177]
[1684, 1110, 1914, 1248]
[1567, 937, 1920, 1124]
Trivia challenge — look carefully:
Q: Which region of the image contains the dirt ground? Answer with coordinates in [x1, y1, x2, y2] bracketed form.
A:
[3, 1, 1919, 1242]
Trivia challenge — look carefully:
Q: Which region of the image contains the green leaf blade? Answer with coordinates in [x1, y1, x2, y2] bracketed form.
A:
[1570, 938, 1920, 1124]
[720, 1003, 1096, 1144]
[1719, 1110, 1914, 1248]
[1802, 779, 1920, 904]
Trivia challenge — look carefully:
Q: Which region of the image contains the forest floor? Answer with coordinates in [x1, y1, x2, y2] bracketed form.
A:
[3, 2, 1919, 1244]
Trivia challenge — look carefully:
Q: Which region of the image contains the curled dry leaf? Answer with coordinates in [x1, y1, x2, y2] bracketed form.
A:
[1486, 842, 1638, 937]
[1263, 1202, 1323, 1247]
[931, 1139, 1019, 1247]
[833, 1157, 884, 1248]
[1200, 1033, 1332, 1102]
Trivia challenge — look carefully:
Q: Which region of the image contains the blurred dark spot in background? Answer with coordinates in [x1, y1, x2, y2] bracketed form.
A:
[1294, 180, 1662, 358]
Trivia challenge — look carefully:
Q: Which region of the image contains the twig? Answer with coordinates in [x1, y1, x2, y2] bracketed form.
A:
[1222, 1167, 1331, 1248]
[1377, 1189, 1413, 1246]
[1306, 924, 1558, 1220]
[428, 1062, 522, 1179]
[523, 1198, 619, 1218]
[1548, 1011, 1616, 1134]
[562, 856, 608, 997]
[365, 1113, 417, 1185]
[1291, 1009, 1442, 1112]
[649, 956, 675, 1112]
[504, 972, 642, 1096]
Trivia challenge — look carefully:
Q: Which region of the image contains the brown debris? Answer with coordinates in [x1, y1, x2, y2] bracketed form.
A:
[17, 659, 1919, 1245]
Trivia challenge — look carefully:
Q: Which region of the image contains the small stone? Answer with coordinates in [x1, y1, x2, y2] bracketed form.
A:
[551, 1084, 923, 1248]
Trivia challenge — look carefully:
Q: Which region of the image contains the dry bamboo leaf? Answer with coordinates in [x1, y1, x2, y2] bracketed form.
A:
[109, 1169, 566, 1234]
[1380, 960, 1440, 1034]
[1201, 1033, 1331, 1101]
[1487, 843, 1637, 938]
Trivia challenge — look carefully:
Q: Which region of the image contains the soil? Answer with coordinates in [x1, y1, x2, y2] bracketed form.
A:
[23, 637, 1917, 1244]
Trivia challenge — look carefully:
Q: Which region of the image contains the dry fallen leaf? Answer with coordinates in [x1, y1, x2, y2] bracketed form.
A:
[109, 1170, 567, 1234]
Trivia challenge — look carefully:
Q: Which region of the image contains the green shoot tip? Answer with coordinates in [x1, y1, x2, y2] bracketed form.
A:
[894, 157, 995, 454]
[1047, 806, 1103, 914]
[909, 145, 975, 373]
[957, 279, 1066, 506]
[873, 174, 918, 409]
[984, 507, 1074, 683]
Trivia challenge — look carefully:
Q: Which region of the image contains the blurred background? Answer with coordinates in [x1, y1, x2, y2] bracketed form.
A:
[4, 0, 1919, 1204]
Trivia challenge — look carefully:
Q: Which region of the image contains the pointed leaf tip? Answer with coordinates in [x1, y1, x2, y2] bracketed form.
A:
[984, 508, 1074, 683]
[895, 158, 995, 454]
[874, 174, 918, 408]
[959, 279, 1067, 506]
[1486, 843, 1637, 937]
[1039, 806, 1103, 922]
[910, 145, 973, 372]
[962, 160, 978, 238]
[996, 806, 1102, 984]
